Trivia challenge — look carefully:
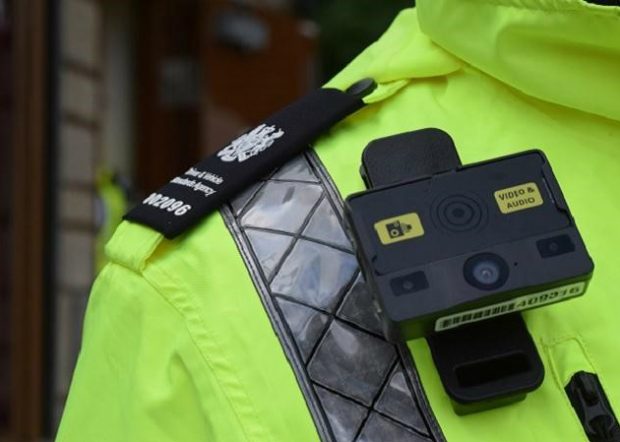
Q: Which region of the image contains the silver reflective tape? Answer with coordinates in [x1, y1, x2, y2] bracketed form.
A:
[221, 151, 442, 442]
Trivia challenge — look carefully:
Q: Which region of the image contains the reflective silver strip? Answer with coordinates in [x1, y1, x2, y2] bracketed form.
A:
[221, 151, 444, 442]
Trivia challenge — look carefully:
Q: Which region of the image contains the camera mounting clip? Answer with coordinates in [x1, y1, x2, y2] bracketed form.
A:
[357, 129, 545, 415]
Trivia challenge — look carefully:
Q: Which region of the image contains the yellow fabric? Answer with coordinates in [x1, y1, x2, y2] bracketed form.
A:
[417, 0, 620, 122]
[58, 214, 320, 441]
[545, 338, 596, 388]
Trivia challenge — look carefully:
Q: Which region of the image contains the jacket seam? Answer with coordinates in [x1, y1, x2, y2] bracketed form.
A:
[542, 335, 596, 442]
[113, 258, 261, 442]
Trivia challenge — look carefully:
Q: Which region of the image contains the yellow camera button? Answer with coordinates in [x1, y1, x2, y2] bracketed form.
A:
[374, 212, 425, 245]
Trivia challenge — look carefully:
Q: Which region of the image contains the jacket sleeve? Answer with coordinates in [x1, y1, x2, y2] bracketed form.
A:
[55, 262, 213, 442]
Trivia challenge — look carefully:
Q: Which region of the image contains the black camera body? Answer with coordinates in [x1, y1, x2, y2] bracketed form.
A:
[345, 148, 594, 342]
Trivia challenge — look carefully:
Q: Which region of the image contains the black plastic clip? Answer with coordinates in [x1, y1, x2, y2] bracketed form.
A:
[427, 314, 544, 415]
[360, 128, 545, 415]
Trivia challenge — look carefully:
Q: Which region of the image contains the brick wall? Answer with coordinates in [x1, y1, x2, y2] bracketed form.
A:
[52, 0, 102, 430]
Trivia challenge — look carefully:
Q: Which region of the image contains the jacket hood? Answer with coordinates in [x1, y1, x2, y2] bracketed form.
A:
[416, 0, 620, 122]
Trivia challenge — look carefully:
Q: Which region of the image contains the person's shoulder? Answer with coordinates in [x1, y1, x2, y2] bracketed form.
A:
[105, 208, 235, 278]
[104, 220, 166, 274]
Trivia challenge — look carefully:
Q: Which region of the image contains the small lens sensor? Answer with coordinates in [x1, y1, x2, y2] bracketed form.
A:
[391, 271, 429, 296]
[537, 235, 575, 258]
[464, 253, 509, 290]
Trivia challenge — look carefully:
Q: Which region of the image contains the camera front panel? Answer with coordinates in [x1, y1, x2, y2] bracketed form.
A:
[346, 150, 594, 339]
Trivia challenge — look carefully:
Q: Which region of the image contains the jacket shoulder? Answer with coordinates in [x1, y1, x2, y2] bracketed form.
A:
[105, 221, 166, 273]
[105, 208, 237, 277]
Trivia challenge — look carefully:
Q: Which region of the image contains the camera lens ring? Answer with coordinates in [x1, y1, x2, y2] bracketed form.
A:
[443, 200, 476, 226]
[433, 194, 488, 233]
[463, 253, 509, 291]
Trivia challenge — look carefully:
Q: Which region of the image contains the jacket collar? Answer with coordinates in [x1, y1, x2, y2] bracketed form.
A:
[417, 0, 620, 121]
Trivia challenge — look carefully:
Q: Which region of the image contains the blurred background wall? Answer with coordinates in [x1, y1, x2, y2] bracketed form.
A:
[0, 0, 410, 440]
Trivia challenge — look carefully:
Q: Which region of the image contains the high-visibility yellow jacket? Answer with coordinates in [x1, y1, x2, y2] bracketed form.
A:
[57, 1, 620, 441]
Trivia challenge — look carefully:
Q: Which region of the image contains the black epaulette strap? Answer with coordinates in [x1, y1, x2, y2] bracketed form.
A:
[125, 81, 375, 238]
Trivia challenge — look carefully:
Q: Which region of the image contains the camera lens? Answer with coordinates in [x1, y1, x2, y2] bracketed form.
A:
[472, 261, 500, 285]
[463, 253, 509, 290]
